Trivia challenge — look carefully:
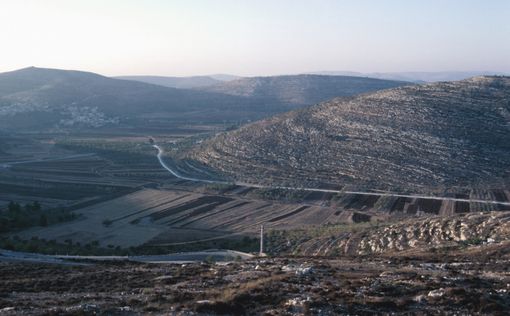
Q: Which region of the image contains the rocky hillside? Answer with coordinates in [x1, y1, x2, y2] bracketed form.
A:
[268, 211, 510, 257]
[196, 74, 409, 106]
[188, 76, 510, 191]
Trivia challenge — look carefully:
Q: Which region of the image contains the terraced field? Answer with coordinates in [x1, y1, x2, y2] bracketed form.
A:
[15, 189, 346, 247]
[0, 148, 152, 210]
[0, 132, 199, 210]
[15, 185, 510, 249]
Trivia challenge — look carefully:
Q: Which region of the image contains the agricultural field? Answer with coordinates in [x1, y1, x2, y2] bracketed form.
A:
[10, 186, 510, 251]
[0, 128, 216, 210]
[13, 188, 349, 248]
[1, 128, 509, 255]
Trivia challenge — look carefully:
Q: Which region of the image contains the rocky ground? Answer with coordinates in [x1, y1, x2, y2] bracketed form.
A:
[1, 249, 510, 315]
[2, 211, 510, 315]
[269, 211, 510, 257]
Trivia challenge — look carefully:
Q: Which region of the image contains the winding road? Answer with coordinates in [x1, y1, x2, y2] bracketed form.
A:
[153, 145, 510, 206]
[154, 145, 230, 184]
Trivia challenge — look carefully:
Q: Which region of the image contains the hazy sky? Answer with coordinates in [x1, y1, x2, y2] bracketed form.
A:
[1, 0, 509, 76]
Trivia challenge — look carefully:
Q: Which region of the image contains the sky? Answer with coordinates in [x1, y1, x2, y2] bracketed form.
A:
[0, 0, 509, 76]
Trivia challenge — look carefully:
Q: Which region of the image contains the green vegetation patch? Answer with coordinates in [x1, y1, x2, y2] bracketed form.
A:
[0, 201, 77, 233]
[251, 188, 308, 202]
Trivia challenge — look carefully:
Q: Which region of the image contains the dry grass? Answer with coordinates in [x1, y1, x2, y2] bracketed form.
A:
[217, 273, 289, 302]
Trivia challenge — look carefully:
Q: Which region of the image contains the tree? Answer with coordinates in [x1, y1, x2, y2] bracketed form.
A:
[39, 214, 48, 227]
[32, 201, 41, 211]
[8, 201, 21, 213]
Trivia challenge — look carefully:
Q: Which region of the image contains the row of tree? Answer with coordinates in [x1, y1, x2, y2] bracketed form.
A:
[1, 201, 76, 233]
[7, 201, 41, 213]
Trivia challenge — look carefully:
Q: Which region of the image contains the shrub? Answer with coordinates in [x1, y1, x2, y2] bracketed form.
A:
[103, 219, 113, 227]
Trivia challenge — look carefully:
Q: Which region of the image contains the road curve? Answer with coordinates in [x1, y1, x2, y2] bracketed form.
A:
[153, 145, 510, 206]
[154, 145, 231, 184]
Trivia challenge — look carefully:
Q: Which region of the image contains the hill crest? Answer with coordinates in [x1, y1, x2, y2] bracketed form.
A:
[186, 76, 510, 192]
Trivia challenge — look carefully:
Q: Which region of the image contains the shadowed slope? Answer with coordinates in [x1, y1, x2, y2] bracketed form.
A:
[0, 67, 270, 130]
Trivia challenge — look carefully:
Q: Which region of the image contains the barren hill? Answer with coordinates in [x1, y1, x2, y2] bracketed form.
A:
[187, 76, 510, 192]
[115, 75, 223, 89]
[196, 74, 409, 106]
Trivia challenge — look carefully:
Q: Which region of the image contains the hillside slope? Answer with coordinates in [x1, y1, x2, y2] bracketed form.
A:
[268, 211, 510, 257]
[115, 75, 222, 89]
[196, 74, 409, 106]
[0, 67, 267, 131]
[187, 76, 510, 191]
[0, 68, 407, 131]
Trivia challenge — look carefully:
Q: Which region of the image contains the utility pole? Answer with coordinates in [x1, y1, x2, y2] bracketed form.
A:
[259, 224, 264, 255]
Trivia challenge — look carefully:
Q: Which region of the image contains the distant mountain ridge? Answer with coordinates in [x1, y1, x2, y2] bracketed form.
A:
[0, 68, 409, 131]
[115, 75, 223, 89]
[187, 76, 510, 191]
[195, 74, 409, 106]
[308, 71, 510, 83]
[208, 74, 241, 81]
[0, 67, 266, 131]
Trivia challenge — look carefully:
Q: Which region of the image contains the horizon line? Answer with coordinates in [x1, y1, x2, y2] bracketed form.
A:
[1, 65, 509, 79]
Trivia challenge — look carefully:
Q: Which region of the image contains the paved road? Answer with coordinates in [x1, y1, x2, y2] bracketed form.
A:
[0, 249, 253, 264]
[154, 145, 510, 206]
[154, 145, 230, 184]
